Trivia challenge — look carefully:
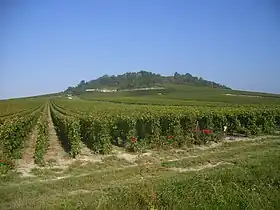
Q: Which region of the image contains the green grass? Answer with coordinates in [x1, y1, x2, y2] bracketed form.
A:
[77, 85, 280, 106]
[161, 138, 279, 168]
[106, 148, 280, 210]
[0, 137, 280, 209]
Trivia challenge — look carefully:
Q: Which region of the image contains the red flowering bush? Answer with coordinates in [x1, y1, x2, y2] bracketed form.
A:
[202, 129, 212, 135]
[166, 135, 174, 146]
[193, 129, 214, 145]
[131, 137, 137, 143]
[126, 136, 149, 153]
[126, 136, 142, 152]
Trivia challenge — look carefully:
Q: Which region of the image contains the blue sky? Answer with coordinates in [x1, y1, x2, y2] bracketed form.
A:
[1, 0, 279, 99]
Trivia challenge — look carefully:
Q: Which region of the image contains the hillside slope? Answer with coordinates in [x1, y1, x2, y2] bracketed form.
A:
[65, 71, 230, 94]
[76, 84, 280, 106]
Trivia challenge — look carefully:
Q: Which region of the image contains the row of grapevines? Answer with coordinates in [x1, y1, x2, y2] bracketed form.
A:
[0, 110, 41, 160]
[0, 101, 46, 174]
[52, 99, 280, 150]
[0, 98, 44, 117]
[50, 104, 81, 157]
[51, 101, 112, 154]
[34, 105, 49, 165]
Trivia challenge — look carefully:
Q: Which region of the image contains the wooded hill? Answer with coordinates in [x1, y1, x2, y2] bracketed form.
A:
[65, 71, 230, 94]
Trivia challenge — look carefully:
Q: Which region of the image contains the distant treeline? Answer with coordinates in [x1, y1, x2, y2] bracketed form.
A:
[66, 71, 230, 94]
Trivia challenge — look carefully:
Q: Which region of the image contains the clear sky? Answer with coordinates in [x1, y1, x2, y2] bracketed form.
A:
[1, 0, 279, 99]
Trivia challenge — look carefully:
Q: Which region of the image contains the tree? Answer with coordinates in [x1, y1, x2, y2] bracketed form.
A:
[174, 72, 180, 77]
[78, 80, 86, 87]
[64, 71, 230, 94]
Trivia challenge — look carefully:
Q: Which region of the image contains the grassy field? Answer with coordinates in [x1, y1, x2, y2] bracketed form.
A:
[1, 135, 280, 209]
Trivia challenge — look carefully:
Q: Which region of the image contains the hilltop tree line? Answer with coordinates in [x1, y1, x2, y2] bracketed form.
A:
[66, 71, 230, 94]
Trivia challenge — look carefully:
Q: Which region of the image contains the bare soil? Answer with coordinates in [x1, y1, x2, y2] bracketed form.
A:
[16, 125, 38, 177]
[169, 161, 235, 173]
[75, 142, 102, 163]
[44, 108, 71, 167]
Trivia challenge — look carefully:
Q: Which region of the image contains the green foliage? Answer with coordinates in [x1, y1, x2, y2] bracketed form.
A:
[34, 110, 49, 166]
[65, 71, 230, 94]
[0, 100, 46, 173]
[51, 99, 280, 153]
[79, 116, 113, 154]
[1, 113, 40, 159]
[0, 153, 15, 174]
[0, 98, 43, 117]
[50, 106, 81, 158]
[67, 117, 82, 157]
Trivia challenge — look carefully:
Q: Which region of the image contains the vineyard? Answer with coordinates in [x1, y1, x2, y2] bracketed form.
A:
[49, 98, 280, 155]
[0, 95, 279, 170]
[0, 99, 47, 172]
[1, 94, 280, 209]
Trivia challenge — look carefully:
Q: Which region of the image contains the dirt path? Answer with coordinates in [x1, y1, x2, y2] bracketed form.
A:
[45, 105, 101, 164]
[16, 125, 38, 176]
[75, 142, 102, 163]
[19, 127, 38, 164]
[6, 160, 234, 187]
[16, 106, 104, 177]
[44, 107, 71, 167]
[7, 134, 278, 181]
